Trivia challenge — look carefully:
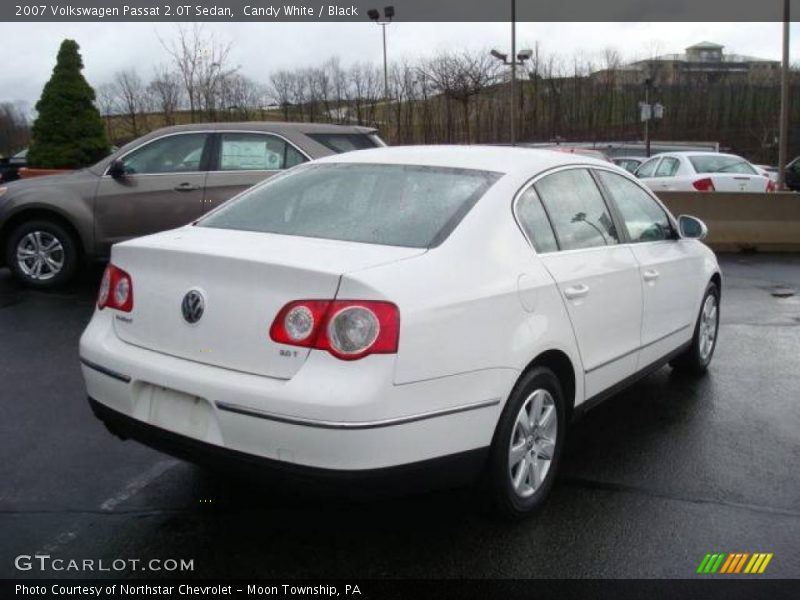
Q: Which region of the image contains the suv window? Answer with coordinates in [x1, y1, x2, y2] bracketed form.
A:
[307, 133, 380, 153]
[654, 157, 680, 177]
[534, 169, 620, 251]
[635, 157, 660, 178]
[120, 133, 209, 175]
[596, 170, 673, 243]
[218, 133, 307, 171]
[516, 187, 558, 253]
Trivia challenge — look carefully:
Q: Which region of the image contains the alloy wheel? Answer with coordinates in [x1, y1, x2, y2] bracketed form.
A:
[508, 388, 558, 498]
[16, 231, 65, 281]
[698, 293, 718, 362]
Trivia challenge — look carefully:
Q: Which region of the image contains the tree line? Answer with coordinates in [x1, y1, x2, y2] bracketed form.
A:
[8, 27, 800, 166]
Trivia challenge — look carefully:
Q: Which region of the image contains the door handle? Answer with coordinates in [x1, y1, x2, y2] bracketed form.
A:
[563, 284, 590, 300]
[174, 183, 200, 192]
[643, 269, 660, 282]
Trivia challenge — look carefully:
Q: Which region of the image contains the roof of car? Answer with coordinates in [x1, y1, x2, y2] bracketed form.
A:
[143, 122, 377, 136]
[316, 145, 611, 175]
[652, 151, 741, 158]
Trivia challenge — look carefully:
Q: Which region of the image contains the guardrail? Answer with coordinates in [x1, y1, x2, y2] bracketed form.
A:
[657, 191, 800, 252]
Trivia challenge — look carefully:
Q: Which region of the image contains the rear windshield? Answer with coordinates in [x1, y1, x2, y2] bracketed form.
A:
[689, 155, 757, 175]
[307, 133, 380, 153]
[199, 163, 501, 248]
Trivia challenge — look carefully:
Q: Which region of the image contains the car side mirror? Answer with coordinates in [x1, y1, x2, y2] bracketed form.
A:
[678, 215, 707, 240]
[108, 159, 126, 179]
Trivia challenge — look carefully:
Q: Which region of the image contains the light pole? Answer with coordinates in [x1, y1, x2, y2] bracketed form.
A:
[489, 1, 530, 145]
[367, 6, 394, 101]
[778, 0, 791, 190]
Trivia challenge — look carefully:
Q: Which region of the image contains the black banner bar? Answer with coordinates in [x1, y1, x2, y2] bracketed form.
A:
[3, 579, 800, 600]
[0, 0, 796, 23]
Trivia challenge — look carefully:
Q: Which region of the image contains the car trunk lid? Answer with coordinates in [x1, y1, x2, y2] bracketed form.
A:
[109, 226, 424, 379]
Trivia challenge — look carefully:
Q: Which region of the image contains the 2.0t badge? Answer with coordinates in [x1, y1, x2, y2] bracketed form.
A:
[181, 290, 205, 324]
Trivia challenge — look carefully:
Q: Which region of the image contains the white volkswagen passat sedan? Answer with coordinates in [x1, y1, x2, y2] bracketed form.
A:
[80, 146, 721, 517]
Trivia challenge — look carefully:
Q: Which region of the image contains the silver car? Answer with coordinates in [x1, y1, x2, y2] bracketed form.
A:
[0, 122, 383, 288]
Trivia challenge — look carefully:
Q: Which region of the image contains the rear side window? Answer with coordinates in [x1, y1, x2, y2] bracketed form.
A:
[307, 133, 380, 153]
[516, 187, 558, 253]
[200, 163, 500, 248]
[654, 157, 680, 177]
[596, 171, 673, 243]
[635, 158, 660, 178]
[534, 169, 620, 251]
[218, 133, 307, 171]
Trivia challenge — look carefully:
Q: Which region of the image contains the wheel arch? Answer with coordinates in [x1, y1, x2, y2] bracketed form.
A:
[518, 349, 577, 423]
[0, 207, 88, 266]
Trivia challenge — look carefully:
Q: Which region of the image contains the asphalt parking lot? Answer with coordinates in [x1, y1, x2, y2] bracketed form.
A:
[1, 253, 798, 580]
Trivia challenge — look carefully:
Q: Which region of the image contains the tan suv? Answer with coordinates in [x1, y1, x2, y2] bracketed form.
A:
[0, 122, 383, 288]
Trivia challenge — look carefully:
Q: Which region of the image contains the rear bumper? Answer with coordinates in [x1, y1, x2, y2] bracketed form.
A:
[80, 309, 514, 473]
[89, 397, 488, 494]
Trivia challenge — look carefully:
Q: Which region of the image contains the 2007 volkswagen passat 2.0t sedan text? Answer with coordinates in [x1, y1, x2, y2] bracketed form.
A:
[80, 146, 721, 517]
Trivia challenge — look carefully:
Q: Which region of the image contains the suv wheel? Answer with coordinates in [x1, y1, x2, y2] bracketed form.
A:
[5, 220, 78, 288]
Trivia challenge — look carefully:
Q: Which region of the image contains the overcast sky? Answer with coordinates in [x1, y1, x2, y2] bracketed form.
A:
[1, 21, 798, 110]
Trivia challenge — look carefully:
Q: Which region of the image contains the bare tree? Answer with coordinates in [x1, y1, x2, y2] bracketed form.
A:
[160, 24, 236, 122]
[112, 69, 146, 137]
[269, 70, 294, 121]
[0, 102, 29, 157]
[423, 50, 500, 142]
[148, 67, 183, 126]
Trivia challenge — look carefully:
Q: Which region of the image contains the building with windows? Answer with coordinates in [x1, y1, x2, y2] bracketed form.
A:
[592, 42, 780, 86]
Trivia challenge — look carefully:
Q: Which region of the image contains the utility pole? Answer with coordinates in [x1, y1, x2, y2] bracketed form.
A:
[510, 0, 516, 146]
[367, 6, 394, 101]
[489, 1, 532, 146]
[778, 0, 791, 190]
[644, 77, 652, 157]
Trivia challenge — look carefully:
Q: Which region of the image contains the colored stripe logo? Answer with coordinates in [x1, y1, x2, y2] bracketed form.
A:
[697, 552, 773, 574]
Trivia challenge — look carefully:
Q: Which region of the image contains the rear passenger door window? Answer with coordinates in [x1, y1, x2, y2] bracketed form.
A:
[218, 133, 307, 171]
[534, 169, 620, 250]
[515, 187, 558, 253]
[635, 157, 660, 178]
[654, 157, 680, 177]
[596, 170, 673, 243]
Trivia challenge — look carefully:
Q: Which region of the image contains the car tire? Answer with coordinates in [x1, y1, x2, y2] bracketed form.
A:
[5, 220, 79, 289]
[485, 366, 567, 519]
[670, 281, 720, 375]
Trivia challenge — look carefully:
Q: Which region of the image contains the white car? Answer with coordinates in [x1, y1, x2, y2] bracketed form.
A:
[635, 151, 775, 193]
[754, 164, 780, 184]
[80, 146, 721, 517]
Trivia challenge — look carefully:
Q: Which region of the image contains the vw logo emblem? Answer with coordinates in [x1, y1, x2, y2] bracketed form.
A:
[181, 290, 205, 324]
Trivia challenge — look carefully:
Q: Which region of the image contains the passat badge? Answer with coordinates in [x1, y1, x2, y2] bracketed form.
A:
[181, 290, 205, 324]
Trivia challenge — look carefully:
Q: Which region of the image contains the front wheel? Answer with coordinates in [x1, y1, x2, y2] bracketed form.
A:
[670, 281, 720, 375]
[486, 367, 567, 519]
[5, 220, 79, 289]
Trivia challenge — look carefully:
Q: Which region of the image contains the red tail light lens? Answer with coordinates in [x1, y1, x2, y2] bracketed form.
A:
[97, 264, 133, 312]
[766, 180, 777, 192]
[270, 300, 399, 360]
[692, 177, 715, 192]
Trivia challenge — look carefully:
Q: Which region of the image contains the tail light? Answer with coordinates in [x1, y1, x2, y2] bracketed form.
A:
[97, 264, 133, 312]
[766, 180, 777, 192]
[270, 300, 399, 361]
[692, 178, 715, 192]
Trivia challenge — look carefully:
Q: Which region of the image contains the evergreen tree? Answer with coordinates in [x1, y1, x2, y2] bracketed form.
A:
[27, 39, 109, 168]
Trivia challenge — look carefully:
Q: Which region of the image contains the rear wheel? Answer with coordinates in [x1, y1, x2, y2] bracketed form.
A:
[486, 367, 566, 519]
[5, 220, 79, 288]
[670, 281, 720, 375]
